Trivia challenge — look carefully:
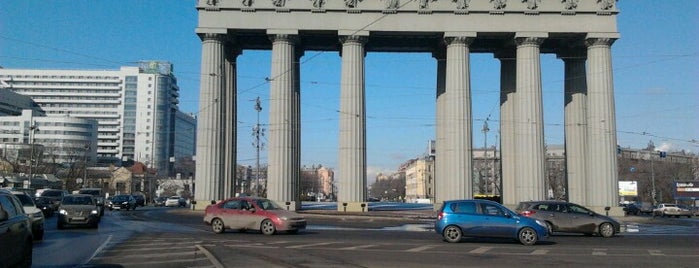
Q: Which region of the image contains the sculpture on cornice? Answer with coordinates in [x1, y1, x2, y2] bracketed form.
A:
[561, 0, 578, 10]
[597, 0, 616, 10]
[272, 0, 286, 7]
[383, 0, 400, 9]
[417, 0, 436, 9]
[453, 0, 471, 9]
[490, 0, 507, 9]
[242, 0, 253, 7]
[522, 0, 539, 9]
[344, 0, 362, 8]
[311, 0, 326, 8]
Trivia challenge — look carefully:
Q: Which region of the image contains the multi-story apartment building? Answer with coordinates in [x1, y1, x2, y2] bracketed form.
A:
[404, 156, 434, 203]
[0, 61, 196, 175]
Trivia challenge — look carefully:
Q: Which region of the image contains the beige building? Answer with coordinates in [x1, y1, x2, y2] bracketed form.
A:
[404, 157, 435, 204]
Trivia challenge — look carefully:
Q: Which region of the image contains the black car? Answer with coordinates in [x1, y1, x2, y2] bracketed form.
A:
[109, 194, 137, 210]
[623, 203, 641, 215]
[0, 189, 33, 267]
[132, 194, 145, 207]
[35, 196, 57, 217]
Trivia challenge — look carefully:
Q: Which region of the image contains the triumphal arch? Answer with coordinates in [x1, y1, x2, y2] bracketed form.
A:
[193, 0, 621, 214]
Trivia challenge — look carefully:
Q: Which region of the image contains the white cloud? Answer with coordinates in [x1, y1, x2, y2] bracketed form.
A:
[655, 142, 678, 152]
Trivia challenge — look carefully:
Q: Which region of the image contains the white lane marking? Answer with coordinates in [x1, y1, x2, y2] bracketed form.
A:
[338, 244, 378, 250]
[196, 244, 225, 268]
[469, 246, 493, 254]
[530, 249, 549, 255]
[406, 245, 438, 252]
[592, 248, 607, 255]
[648, 249, 664, 256]
[287, 242, 338, 249]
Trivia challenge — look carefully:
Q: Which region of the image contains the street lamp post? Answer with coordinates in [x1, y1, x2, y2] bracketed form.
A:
[83, 143, 90, 188]
[27, 121, 39, 189]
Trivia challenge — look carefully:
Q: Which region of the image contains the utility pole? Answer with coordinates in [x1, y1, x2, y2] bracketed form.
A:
[252, 97, 265, 196]
[649, 139, 657, 205]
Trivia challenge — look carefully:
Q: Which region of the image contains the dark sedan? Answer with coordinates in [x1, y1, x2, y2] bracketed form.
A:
[57, 194, 100, 229]
[109, 194, 137, 210]
[517, 201, 621, 237]
[35, 196, 57, 217]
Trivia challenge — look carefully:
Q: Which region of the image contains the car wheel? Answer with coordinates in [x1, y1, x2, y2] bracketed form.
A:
[211, 218, 225, 234]
[260, 219, 276, 235]
[442, 225, 462, 243]
[92, 223, 99, 229]
[57, 222, 64, 230]
[518, 227, 538, 246]
[599, 222, 615, 238]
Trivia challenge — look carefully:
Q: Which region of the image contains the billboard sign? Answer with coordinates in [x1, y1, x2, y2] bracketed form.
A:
[674, 181, 699, 200]
[618, 181, 638, 196]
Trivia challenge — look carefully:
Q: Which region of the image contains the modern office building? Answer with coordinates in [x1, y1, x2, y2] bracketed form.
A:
[0, 109, 98, 167]
[0, 61, 197, 175]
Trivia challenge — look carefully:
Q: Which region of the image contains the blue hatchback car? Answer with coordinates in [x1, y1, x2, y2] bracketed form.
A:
[435, 199, 548, 245]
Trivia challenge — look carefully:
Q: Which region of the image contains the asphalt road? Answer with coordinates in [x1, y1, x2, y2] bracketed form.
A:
[32, 206, 699, 268]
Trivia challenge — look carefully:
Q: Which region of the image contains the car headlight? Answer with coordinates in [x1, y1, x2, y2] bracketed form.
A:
[59, 209, 68, 215]
[279, 216, 288, 221]
[32, 211, 44, 219]
[535, 220, 547, 227]
[91, 210, 99, 215]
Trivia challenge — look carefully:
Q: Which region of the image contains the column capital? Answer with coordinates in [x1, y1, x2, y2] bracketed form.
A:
[199, 33, 226, 42]
[339, 35, 368, 45]
[515, 36, 545, 47]
[444, 36, 474, 46]
[268, 34, 298, 44]
[585, 37, 616, 48]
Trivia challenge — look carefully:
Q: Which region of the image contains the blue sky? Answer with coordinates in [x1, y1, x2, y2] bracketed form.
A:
[1, 0, 697, 180]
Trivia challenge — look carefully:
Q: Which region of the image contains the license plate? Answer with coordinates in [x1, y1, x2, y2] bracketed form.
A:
[73, 217, 85, 221]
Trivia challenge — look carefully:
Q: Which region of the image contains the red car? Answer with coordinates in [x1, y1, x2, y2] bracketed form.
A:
[204, 197, 306, 235]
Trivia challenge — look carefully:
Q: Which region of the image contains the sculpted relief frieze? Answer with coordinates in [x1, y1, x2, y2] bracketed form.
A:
[197, 0, 617, 13]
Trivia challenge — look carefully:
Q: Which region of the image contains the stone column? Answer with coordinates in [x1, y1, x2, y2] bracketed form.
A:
[585, 35, 619, 214]
[337, 32, 368, 212]
[433, 47, 447, 206]
[514, 33, 547, 202]
[495, 49, 517, 207]
[222, 42, 240, 199]
[194, 32, 226, 209]
[439, 33, 475, 202]
[559, 49, 588, 205]
[267, 31, 301, 210]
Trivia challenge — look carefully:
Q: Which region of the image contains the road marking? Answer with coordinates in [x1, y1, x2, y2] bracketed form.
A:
[339, 244, 378, 250]
[405, 245, 438, 252]
[592, 248, 607, 255]
[648, 250, 664, 256]
[469, 246, 493, 254]
[530, 249, 548, 255]
[196, 244, 225, 268]
[287, 242, 337, 249]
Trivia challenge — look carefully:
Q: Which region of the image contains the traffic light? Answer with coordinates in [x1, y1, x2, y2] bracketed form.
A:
[658, 151, 667, 158]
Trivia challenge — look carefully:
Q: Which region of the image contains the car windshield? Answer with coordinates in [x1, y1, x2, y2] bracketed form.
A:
[63, 196, 94, 205]
[113, 195, 130, 201]
[78, 190, 100, 196]
[253, 199, 282, 210]
[42, 191, 63, 197]
[14, 194, 35, 206]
